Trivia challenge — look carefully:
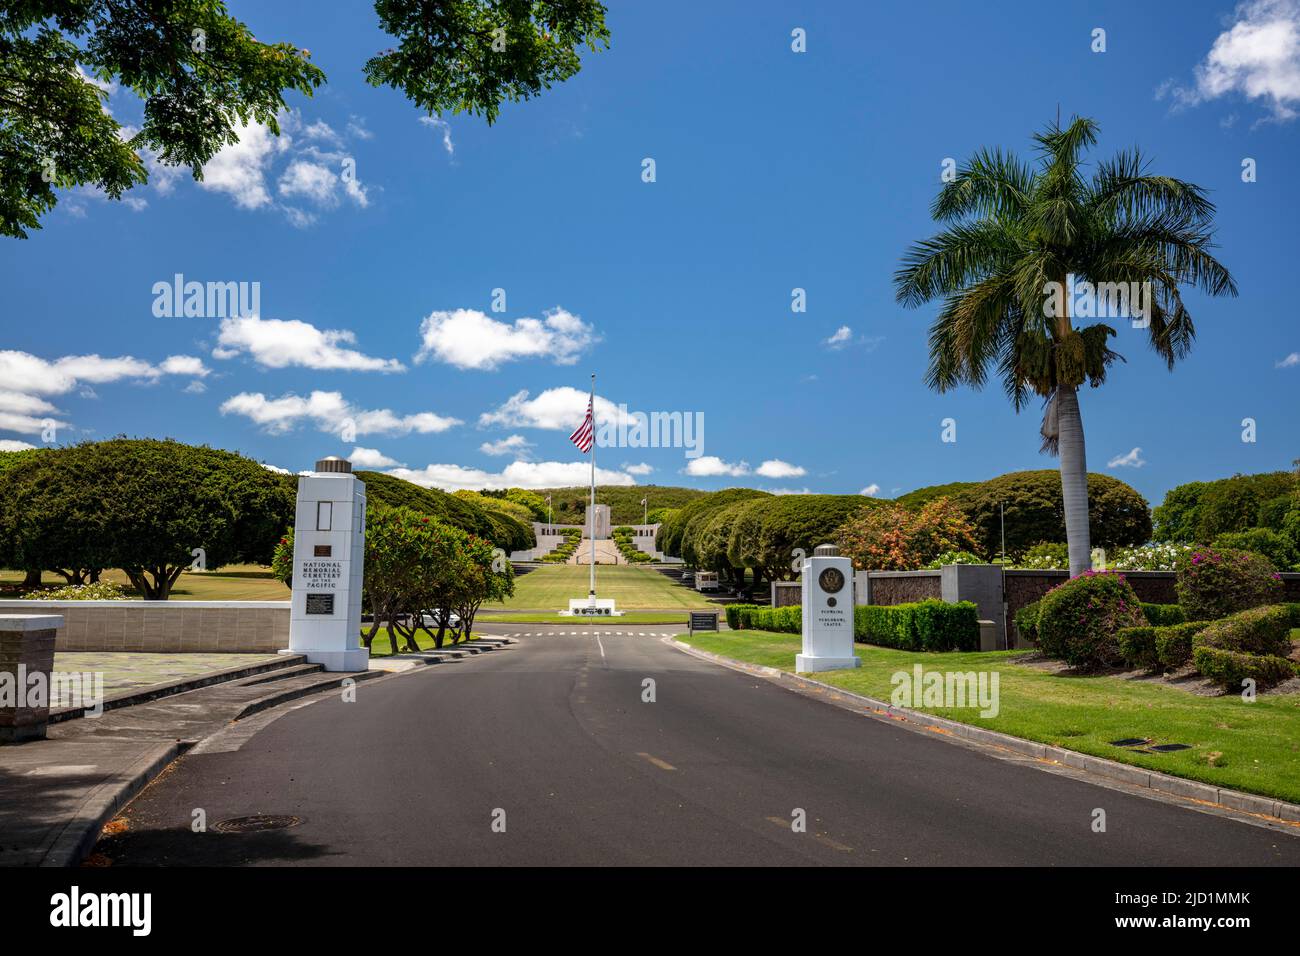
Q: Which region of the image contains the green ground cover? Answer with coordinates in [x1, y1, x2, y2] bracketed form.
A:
[682, 629, 1300, 805]
[483, 564, 715, 610]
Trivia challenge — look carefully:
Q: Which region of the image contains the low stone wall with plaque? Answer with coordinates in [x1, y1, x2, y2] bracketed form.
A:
[0, 600, 290, 653]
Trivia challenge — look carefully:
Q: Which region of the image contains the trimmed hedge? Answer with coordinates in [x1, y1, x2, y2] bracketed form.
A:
[1193, 604, 1293, 657]
[1285, 603, 1300, 629]
[1116, 627, 1159, 671]
[724, 604, 800, 633]
[1192, 646, 1296, 690]
[726, 600, 980, 652]
[1141, 602, 1186, 626]
[1117, 620, 1210, 671]
[1014, 600, 1041, 645]
[1156, 621, 1209, 669]
[854, 600, 979, 652]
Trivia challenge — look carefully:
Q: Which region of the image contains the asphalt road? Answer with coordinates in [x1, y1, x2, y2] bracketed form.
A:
[94, 626, 1300, 866]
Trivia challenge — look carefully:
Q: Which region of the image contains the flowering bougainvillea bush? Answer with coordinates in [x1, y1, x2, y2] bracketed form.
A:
[1174, 546, 1282, 621]
[1035, 570, 1147, 668]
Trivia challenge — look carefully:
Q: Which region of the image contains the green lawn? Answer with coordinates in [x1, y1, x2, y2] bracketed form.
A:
[683, 630, 1300, 805]
[476, 610, 708, 625]
[362, 627, 479, 657]
[486, 564, 716, 611]
[1, 566, 291, 601]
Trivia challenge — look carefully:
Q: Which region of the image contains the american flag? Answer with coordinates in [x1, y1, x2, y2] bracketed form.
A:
[569, 396, 594, 453]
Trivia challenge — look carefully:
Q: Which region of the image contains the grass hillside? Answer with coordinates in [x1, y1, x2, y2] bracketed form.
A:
[534, 484, 708, 524]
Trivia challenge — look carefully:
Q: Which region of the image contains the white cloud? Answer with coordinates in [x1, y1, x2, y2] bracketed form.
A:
[302, 119, 342, 145]
[183, 380, 208, 394]
[1107, 447, 1147, 469]
[480, 434, 534, 457]
[756, 459, 806, 479]
[825, 326, 853, 349]
[1160, 0, 1300, 120]
[0, 391, 58, 416]
[0, 439, 38, 452]
[419, 115, 455, 157]
[159, 355, 211, 378]
[349, 446, 405, 468]
[199, 119, 291, 209]
[347, 116, 374, 140]
[219, 390, 460, 437]
[860, 484, 881, 496]
[767, 487, 812, 495]
[389, 460, 638, 492]
[1277, 351, 1300, 367]
[0, 350, 206, 395]
[479, 387, 619, 430]
[213, 315, 404, 372]
[684, 456, 750, 477]
[416, 307, 597, 370]
[278, 160, 339, 206]
[623, 462, 654, 475]
[261, 462, 293, 475]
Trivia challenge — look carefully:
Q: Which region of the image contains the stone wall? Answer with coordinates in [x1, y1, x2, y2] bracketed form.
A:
[0, 600, 290, 653]
[863, 571, 942, 606]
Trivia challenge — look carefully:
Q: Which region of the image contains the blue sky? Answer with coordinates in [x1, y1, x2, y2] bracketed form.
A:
[2, 0, 1297, 509]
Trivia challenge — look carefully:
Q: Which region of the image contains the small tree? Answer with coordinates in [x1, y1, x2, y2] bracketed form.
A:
[836, 497, 980, 571]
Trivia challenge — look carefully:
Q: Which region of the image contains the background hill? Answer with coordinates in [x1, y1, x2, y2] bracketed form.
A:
[532, 485, 709, 524]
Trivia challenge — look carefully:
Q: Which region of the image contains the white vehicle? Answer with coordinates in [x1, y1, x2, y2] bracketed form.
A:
[694, 571, 719, 592]
[419, 610, 461, 629]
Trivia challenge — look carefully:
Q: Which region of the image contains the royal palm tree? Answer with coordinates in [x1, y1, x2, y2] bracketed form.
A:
[895, 116, 1237, 575]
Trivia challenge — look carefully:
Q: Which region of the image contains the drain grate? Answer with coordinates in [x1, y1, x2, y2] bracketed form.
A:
[213, 814, 302, 834]
[1145, 743, 1192, 753]
[1109, 738, 1149, 747]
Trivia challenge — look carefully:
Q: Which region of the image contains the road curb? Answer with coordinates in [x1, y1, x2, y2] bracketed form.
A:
[669, 638, 1300, 830]
[38, 741, 182, 868]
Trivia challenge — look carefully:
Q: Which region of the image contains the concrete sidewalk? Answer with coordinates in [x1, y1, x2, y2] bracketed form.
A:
[0, 659, 381, 867]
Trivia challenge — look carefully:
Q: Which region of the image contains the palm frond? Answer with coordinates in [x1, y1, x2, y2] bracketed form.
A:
[931, 147, 1035, 222]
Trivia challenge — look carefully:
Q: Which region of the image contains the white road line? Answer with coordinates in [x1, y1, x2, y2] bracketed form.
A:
[596, 634, 606, 658]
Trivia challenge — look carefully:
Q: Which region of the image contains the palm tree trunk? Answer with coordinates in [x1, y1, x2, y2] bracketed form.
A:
[1056, 384, 1091, 576]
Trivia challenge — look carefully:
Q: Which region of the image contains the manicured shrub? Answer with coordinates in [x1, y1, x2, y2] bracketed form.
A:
[1212, 528, 1299, 574]
[1035, 571, 1146, 668]
[1193, 605, 1293, 658]
[1284, 603, 1300, 629]
[735, 605, 801, 633]
[854, 600, 979, 652]
[1155, 621, 1209, 670]
[1116, 626, 1159, 670]
[1013, 599, 1042, 645]
[725, 603, 759, 630]
[1174, 546, 1283, 620]
[1192, 645, 1296, 691]
[1140, 602, 1186, 626]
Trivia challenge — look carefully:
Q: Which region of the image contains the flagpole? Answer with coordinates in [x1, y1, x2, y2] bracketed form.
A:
[589, 373, 596, 599]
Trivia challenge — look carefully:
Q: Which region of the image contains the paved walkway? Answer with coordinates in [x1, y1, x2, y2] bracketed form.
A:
[51, 652, 280, 705]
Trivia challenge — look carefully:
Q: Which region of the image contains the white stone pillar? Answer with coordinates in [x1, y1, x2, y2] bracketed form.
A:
[796, 544, 860, 672]
[286, 456, 368, 672]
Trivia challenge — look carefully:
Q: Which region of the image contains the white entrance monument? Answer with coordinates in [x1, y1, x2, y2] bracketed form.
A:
[285, 456, 368, 671]
[796, 543, 860, 672]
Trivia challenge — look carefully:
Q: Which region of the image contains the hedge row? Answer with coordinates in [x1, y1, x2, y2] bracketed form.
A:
[725, 600, 979, 652]
[854, 600, 980, 652]
[1116, 621, 1208, 671]
[1192, 646, 1296, 690]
